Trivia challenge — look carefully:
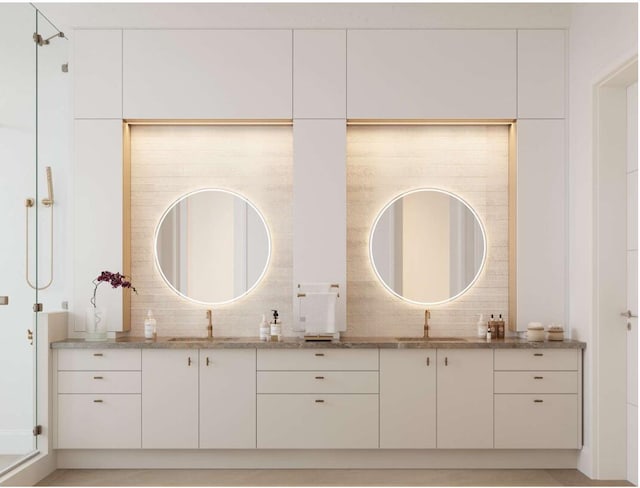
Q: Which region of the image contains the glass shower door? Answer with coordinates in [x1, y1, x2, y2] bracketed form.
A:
[0, 3, 39, 475]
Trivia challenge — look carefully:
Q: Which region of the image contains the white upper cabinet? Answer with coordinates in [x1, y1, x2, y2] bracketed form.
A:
[123, 30, 292, 119]
[347, 30, 516, 119]
[73, 120, 123, 332]
[73, 30, 122, 119]
[293, 30, 346, 119]
[517, 30, 566, 119]
[516, 119, 566, 330]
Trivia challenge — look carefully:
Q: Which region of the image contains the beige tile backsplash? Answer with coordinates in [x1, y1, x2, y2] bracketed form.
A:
[346, 125, 509, 338]
[129, 124, 508, 338]
[129, 125, 293, 337]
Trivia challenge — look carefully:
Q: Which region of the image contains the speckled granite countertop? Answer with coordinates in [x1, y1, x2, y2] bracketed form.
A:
[51, 336, 586, 349]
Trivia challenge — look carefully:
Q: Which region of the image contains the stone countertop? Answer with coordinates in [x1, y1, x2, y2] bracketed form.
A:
[51, 336, 586, 349]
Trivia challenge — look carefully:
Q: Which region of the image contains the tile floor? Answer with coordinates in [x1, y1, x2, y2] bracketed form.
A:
[37, 469, 632, 486]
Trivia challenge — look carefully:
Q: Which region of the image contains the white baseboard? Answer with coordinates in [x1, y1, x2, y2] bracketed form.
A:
[0, 452, 56, 486]
[0, 430, 32, 455]
[57, 449, 580, 470]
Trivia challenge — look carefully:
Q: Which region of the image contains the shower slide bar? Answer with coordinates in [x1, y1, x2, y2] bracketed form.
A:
[25, 166, 54, 290]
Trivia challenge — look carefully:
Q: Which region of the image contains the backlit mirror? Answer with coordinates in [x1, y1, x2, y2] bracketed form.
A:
[370, 188, 486, 305]
[154, 189, 271, 305]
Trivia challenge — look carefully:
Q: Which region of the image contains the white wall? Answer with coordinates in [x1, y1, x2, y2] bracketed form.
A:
[568, 3, 638, 478]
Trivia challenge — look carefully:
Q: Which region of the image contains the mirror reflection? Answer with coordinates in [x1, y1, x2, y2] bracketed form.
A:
[370, 189, 486, 305]
[155, 189, 270, 304]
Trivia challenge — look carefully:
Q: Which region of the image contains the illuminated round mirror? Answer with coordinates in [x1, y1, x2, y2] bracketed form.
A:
[370, 188, 486, 305]
[154, 189, 271, 305]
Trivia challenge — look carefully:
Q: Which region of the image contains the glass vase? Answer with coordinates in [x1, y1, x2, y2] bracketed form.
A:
[85, 306, 108, 341]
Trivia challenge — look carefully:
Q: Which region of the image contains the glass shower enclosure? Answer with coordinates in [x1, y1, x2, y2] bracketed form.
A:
[0, 3, 68, 476]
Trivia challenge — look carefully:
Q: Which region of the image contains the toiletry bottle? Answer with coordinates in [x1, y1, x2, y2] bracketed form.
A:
[144, 310, 156, 340]
[476, 313, 487, 338]
[486, 323, 492, 341]
[497, 314, 505, 339]
[259, 314, 270, 342]
[270, 310, 282, 342]
[489, 314, 498, 339]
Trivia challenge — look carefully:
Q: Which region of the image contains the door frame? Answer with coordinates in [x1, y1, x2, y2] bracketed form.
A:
[592, 56, 638, 480]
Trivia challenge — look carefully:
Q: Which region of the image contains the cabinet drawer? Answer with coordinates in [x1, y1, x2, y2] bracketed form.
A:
[57, 394, 141, 449]
[58, 349, 141, 371]
[257, 394, 378, 448]
[58, 371, 141, 394]
[494, 349, 578, 371]
[257, 371, 378, 394]
[494, 394, 579, 449]
[494, 371, 577, 394]
[257, 349, 378, 371]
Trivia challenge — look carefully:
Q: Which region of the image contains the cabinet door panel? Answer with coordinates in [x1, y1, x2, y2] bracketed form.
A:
[517, 30, 566, 119]
[347, 30, 516, 119]
[437, 349, 493, 448]
[257, 394, 378, 449]
[495, 394, 578, 448]
[199, 349, 256, 449]
[142, 350, 198, 449]
[293, 30, 346, 118]
[58, 394, 140, 449]
[380, 349, 436, 448]
[516, 120, 566, 330]
[123, 30, 292, 119]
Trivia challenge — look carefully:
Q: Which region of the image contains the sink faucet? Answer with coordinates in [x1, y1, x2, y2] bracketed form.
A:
[206, 309, 213, 339]
[424, 309, 430, 338]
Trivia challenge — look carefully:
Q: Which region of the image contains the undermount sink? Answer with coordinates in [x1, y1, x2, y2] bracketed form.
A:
[168, 337, 233, 342]
[396, 337, 468, 342]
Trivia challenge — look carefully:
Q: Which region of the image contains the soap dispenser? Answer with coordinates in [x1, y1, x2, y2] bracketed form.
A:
[259, 314, 270, 342]
[270, 310, 282, 342]
[144, 310, 156, 340]
[476, 314, 487, 338]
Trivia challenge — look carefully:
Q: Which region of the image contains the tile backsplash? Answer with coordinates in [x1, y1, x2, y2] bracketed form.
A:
[346, 125, 509, 337]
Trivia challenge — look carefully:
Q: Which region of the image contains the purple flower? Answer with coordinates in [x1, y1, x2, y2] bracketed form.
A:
[91, 271, 137, 309]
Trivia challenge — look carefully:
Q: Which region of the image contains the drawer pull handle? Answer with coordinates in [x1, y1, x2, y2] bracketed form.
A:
[188, 357, 192, 366]
[93, 399, 103, 403]
[93, 353, 103, 357]
[534, 376, 544, 380]
[314, 353, 325, 357]
[426, 357, 430, 366]
[315, 376, 325, 380]
[206, 357, 210, 366]
[533, 353, 544, 357]
[534, 399, 544, 403]
[93, 376, 103, 380]
[315, 399, 325, 403]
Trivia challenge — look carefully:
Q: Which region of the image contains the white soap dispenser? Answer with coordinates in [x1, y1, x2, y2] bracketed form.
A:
[259, 314, 270, 342]
[144, 310, 156, 340]
[476, 313, 487, 338]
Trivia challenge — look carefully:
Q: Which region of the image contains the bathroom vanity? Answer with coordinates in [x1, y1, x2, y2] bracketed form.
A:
[52, 338, 584, 461]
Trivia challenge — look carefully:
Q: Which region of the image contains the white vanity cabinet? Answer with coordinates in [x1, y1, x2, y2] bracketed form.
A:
[494, 349, 581, 449]
[436, 349, 494, 449]
[199, 349, 256, 449]
[380, 349, 436, 448]
[56, 349, 142, 449]
[141, 349, 199, 449]
[256, 349, 379, 448]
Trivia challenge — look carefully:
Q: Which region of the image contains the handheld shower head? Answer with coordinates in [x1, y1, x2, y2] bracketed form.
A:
[42, 166, 54, 207]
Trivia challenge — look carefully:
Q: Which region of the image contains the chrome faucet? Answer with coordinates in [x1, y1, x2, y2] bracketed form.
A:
[206, 309, 213, 339]
[424, 309, 431, 338]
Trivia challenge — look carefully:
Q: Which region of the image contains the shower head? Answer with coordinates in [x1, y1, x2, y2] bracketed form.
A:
[42, 166, 54, 207]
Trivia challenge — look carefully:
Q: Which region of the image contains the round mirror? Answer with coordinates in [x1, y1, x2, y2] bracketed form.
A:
[154, 189, 271, 305]
[370, 188, 486, 305]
